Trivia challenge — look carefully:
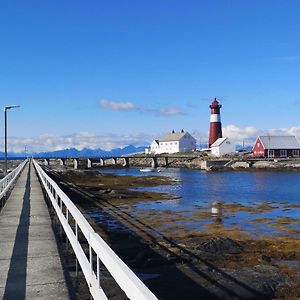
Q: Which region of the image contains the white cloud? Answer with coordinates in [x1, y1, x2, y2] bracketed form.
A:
[158, 107, 185, 116]
[222, 124, 261, 144]
[4, 124, 300, 153]
[2, 132, 157, 153]
[99, 99, 138, 111]
[99, 98, 185, 116]
[268, 126, 300, 137]
[186, 125, 261, 146]
[221, 125, 300, 146]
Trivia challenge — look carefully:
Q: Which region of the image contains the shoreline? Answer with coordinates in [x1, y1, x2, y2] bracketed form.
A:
[44, 165, 300, 299]
[41, 155, 300, 172]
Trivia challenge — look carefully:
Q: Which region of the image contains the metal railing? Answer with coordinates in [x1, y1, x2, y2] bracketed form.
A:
[0, 159, 28, 207]
[32, 159, 157, 300]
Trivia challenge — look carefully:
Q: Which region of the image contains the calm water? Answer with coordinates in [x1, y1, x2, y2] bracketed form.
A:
[96, 168, 300, 237]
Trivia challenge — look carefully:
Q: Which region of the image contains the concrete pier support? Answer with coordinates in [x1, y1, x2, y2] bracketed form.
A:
[87, 158, 92, 168]
[73, 158, 78, 169]
[151, 157, 158, 168]
[100, 158, 104, 166]
[164, 157, 169, 167]
[58, 158, 65, 166]
[123, 157, 129, 167]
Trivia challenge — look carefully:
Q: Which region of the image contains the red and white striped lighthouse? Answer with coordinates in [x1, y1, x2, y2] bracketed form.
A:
[208, 98, 222, 147]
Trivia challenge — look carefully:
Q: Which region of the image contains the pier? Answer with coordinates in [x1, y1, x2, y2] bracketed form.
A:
[0, 162, 69, 299]
[0, 159, 157, 299]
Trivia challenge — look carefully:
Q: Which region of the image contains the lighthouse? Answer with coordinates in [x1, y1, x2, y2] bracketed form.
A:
[208, 98, 222, 147]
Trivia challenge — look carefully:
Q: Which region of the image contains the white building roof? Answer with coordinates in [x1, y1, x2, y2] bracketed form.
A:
[258, 136, 300, 149]
[211, 137, 228, 147]
[160, 131, 187, 142]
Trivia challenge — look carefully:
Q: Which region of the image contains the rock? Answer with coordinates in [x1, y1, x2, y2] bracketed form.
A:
[261, 255, 272, 262]
[196, 237, 242, 255]
[231, 161, 250, 169]
[219, 265, 291, 299]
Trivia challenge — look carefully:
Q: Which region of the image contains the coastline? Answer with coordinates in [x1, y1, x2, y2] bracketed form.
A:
[43, 165, 300, 299]
[90, 156, 300, 171]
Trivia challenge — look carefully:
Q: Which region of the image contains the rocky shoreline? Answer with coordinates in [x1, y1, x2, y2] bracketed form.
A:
[39, 155, 300, 172]
[44, 166, 300, 299]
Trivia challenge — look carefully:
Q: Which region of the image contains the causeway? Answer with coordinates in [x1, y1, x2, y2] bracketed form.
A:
[0, 162, 70, 299]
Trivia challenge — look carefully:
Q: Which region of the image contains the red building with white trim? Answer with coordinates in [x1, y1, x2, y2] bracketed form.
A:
[252, 136, 300, 158]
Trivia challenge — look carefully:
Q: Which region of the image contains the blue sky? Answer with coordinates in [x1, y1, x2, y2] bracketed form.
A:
[1, 0, 300, 151]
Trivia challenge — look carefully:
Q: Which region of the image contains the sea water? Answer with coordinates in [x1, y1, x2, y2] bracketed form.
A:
[96, 168, 300, 238]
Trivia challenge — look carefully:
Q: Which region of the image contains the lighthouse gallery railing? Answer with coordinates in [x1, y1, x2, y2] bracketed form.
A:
[32, 159, 157, 300]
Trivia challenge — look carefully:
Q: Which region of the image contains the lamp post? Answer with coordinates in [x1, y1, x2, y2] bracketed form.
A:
[4, 105, 20, 175]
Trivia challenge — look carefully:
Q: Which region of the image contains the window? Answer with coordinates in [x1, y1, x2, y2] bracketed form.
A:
[280, 150, 287, 158]
[268, 150, 275, 158]
[293, 150, 299, 157]
[257, 142, 260, 147]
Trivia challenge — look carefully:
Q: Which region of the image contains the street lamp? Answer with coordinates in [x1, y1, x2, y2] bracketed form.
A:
[4, 105, 20, 175]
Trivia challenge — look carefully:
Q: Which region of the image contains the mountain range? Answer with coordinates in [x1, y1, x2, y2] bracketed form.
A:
[1, 144, 252, 158]
[2, 145, 147, 158]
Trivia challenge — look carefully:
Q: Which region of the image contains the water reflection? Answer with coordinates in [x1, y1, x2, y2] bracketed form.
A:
[211, 200, 223, 223]
[96, 167, 300, 237]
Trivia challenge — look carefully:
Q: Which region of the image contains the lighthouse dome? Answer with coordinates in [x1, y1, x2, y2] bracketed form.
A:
[210, 98, 222, 109]
[212, 98, 219, 105]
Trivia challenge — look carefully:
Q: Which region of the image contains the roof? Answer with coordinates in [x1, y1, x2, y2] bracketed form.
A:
[258, 136, 300, 149]
[210, 98, 222, 108]
[160, 131, 191, 142]
[211, 98, 220, 106]
[211, 137, 228, 147]
[150, 140, 159, 146]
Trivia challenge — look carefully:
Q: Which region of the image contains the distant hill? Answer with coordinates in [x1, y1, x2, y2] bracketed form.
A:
[235, 145, 253, 152]
[0, 145, 146, 158]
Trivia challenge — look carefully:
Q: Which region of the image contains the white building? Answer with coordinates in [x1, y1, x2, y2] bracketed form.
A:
[150, 140, 159, 153]
[210, 137, 235, 157]
[146, 130, 196, 154]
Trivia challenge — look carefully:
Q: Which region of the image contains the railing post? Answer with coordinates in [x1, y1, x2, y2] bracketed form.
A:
[89, 244, 93, 277]
[75, 222, 79, 279]
[66, 209, 69, 251]
[97, 256, 100, 289]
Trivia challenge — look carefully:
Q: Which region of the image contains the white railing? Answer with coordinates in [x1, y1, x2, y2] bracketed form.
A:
[33, 159, 157, 300]
[0, 159, 28, 202]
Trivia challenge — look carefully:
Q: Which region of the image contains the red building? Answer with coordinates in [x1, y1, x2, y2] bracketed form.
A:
[252, 136, 300, 158]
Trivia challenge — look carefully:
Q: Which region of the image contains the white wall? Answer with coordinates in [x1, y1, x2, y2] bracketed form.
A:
[211, 139, 235, 157]
[148, 133, 196, 154]
[150, 141, 159, 153]
[158, 141, 180, 154]
[178, 133, 196, 152]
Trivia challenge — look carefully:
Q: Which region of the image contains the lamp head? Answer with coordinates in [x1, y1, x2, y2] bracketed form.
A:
[4, 105, 20, 111]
